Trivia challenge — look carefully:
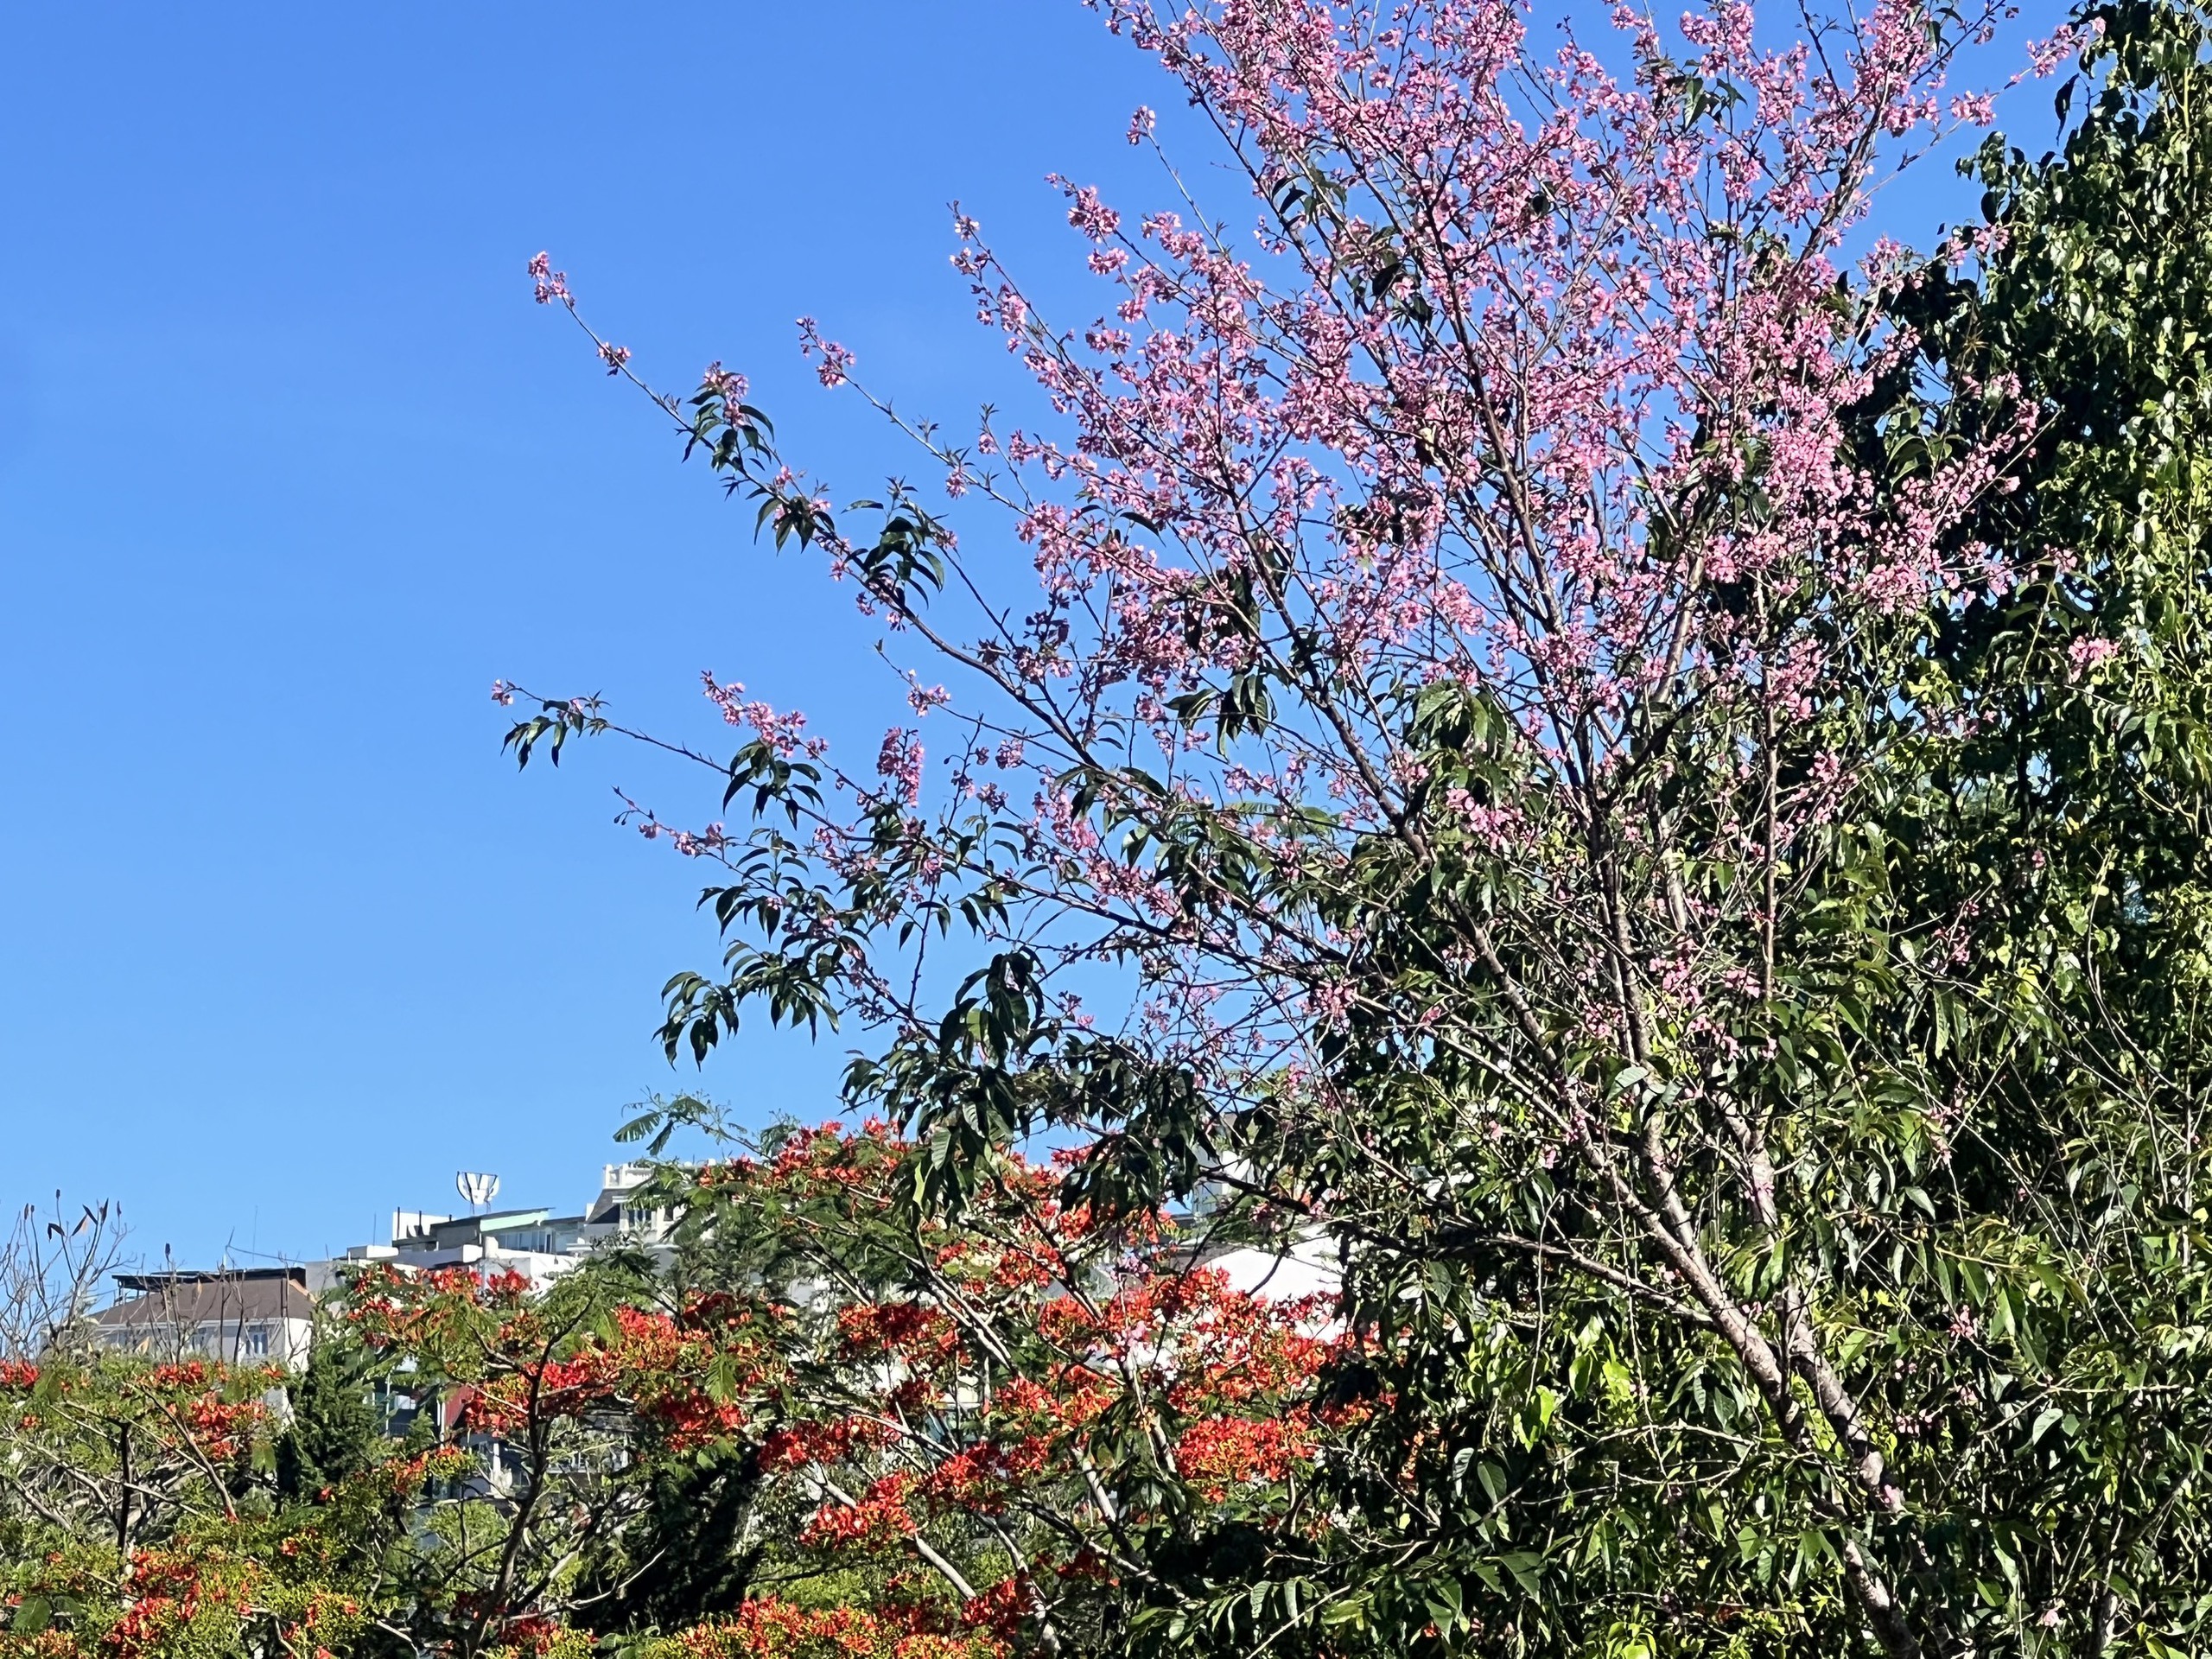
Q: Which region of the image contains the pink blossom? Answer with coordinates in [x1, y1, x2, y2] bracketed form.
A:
[527, 251, 569, 306]
[702, 360, 750, 421]
[2023, 19, 2099, 80]
[1948, 91, 1995, 125]
[1063, 183, 1122, 243]
[798, 317, 855, 386]
[2067, 634, 2119, 681]
[702, 672, 826, 759]
[875, 728, 924, 805]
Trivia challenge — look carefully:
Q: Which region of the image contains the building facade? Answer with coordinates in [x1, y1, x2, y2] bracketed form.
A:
[92, 1267, 315, 1367]
[86, 1165, 671, 1367]
[330, 1162, 671, 1292]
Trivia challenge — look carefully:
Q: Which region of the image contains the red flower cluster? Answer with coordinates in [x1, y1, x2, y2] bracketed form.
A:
[671, 1595, 1005, 1659]
[758, 1415, 895, 1471]
[837, 1300, 959, 1365]
[800, 1474, 919, 1549]
[350, 1264, 792, 1456]
[920, 1438, 1052, 1516]
[495, 1612, 572, 1655]
[106, 1551, 210, 1659]
[180, 1391, 266, 1461]
[957, 1578, 1030, 1642]
[1173, 1414, 1313, 1501]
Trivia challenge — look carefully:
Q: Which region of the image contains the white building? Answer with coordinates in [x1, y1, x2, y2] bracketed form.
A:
[327, 1163, 671, 1292]
[84, 1166, 671, 1370]
[1201, 1232, 1341, 1303]
[92, 1267, 315, 1366]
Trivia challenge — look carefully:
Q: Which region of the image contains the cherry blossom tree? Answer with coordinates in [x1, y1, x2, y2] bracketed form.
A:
[499, 0, 2212, 1652]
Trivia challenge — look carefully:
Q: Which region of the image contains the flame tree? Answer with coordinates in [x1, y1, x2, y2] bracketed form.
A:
[346, 1117, 1351, 1659]
[0, 1124, 1348, 1659]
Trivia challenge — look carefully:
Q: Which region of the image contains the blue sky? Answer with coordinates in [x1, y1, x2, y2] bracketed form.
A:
[1, 2, 2066, 1269]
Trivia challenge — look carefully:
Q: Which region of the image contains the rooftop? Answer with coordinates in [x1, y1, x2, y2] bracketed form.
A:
[99, 1268, 314, 1329]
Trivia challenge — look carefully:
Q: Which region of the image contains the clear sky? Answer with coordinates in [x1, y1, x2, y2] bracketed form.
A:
[1, 2, 2067, 1270]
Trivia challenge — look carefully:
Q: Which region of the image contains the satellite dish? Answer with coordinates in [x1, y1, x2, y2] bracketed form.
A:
[456, 1172, 500, 1212]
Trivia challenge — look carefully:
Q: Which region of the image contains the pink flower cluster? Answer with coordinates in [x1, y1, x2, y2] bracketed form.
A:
[703, 672, 827, 759]
[527, 251, 569, 306]
[798, 316, 855, 387]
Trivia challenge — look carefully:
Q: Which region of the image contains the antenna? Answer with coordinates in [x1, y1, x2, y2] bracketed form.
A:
[456, 1172, 500, 1214]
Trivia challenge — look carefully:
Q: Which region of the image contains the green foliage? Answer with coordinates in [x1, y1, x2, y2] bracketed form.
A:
[568, 1447, 767, 1637]
[575, 10, 2212, 1655]
[274, 1322, 383, 1502]
[19, 7, 2212, 1658]
[484, 11, 2212, 1652]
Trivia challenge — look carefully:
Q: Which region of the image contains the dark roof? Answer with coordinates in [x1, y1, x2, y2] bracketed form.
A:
[113, 1267, 305, 1292]
[97, 1268, 313, 1329]
[471, 1209, 551, 1229]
